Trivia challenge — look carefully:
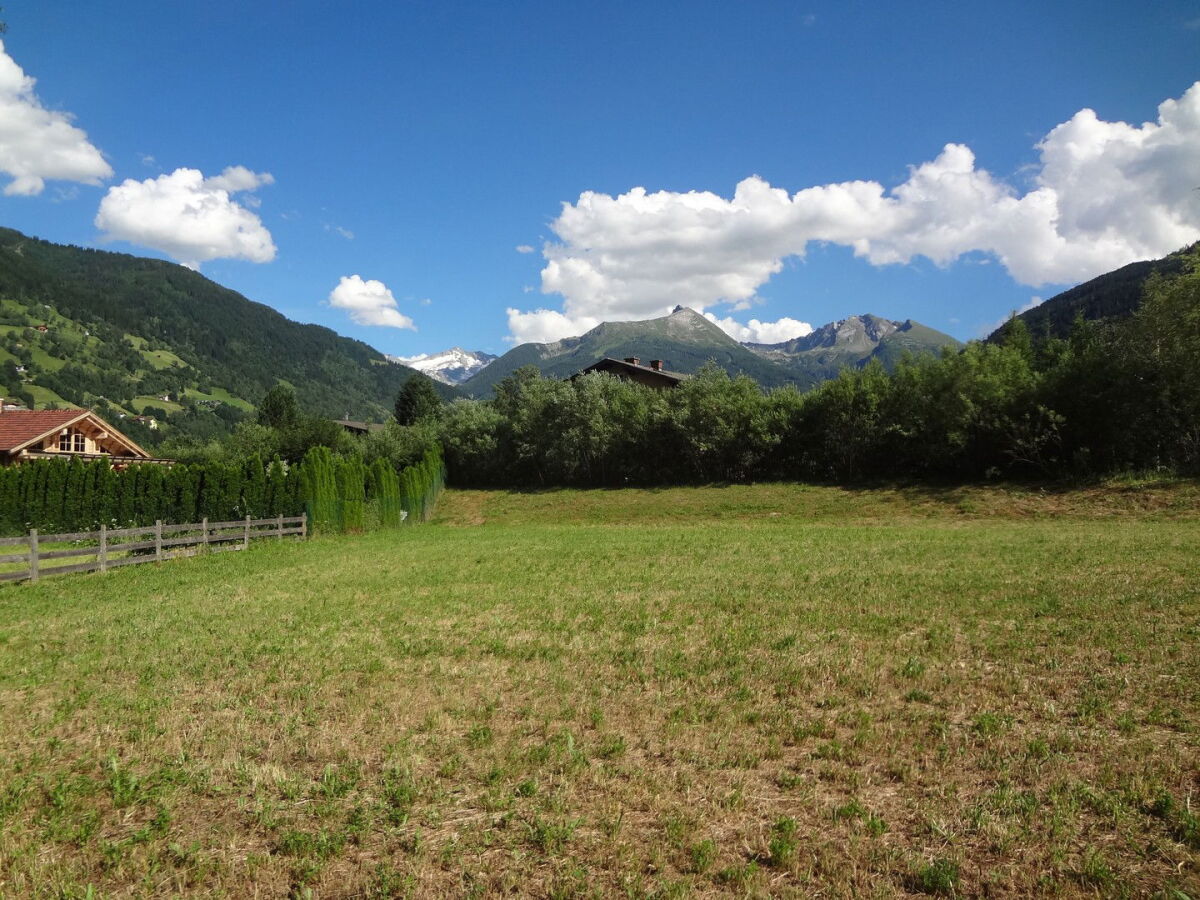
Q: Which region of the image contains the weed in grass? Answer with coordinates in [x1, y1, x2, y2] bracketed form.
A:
[833, 799, 867, 822]
[715, 860, 759, 888]
[466, 724, 493, 748]
[900, 657, 926, 679]
[437, 754, 464, 778]
[515, 779, 537, 798]
[275, 827, 347, 859]
[689, 839, 717, 874]
[767, 816, 798, 867]
[972, 711, 1012, 739]
[913, 858, 959, 895]
[317, 763, 359, 800]
[595, 732, 626, 759]
[103, 756, 141, 808]
[524, 816, 579, 854]
[367, 863, 414, 898]
[1077, 847, 1115, 888]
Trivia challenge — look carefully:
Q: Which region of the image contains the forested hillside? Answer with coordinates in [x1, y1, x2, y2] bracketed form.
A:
[0, 228, 452, 437]
[993, 241, 1199, 340]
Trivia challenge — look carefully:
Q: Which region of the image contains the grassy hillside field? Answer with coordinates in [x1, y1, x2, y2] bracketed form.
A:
[0, 482, 1197, 897]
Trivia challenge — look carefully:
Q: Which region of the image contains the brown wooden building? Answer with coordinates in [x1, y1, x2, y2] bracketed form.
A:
[0, 408, 161, 466]
[573, 357, 687, 389]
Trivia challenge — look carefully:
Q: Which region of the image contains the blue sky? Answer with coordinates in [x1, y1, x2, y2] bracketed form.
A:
[1, 1, 1198, 358]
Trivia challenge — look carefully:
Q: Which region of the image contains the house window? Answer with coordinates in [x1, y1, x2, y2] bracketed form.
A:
[58, 430, 86, 453]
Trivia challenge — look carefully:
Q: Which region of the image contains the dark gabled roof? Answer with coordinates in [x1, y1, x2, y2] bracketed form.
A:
[334, 419, 386, 434]
[577, 357, 689, 383]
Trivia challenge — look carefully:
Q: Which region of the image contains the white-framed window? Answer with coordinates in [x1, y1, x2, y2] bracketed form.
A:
[58, 430, 86, 453]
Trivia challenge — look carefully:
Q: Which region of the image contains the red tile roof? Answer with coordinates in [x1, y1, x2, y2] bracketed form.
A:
[0, 409, 87, 453]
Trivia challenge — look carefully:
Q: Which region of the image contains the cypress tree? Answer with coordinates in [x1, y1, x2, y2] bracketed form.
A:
[265, 456, 288, 516]
[43, 459, 68, 531]
[175, 465, 199, 523]
[299, 446, 338, 533]
[116, 465, 137, 526]
[0, 468, 14, 532]
[143, 468, 168, 525]
[243, 456, 266, 519]
[92, 459, 115, 529]
[80, 460, 99, 529]
[62, 457, 86, 532]
[16, 463, 35, 528]
[336, 456, 366, 533]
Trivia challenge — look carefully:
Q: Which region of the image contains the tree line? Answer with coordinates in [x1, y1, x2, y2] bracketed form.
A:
[430, 253, 1200, 486]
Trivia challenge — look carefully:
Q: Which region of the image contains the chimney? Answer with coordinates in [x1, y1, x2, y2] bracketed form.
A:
[650, 360, 663, 371]
[624, 357, 641, 366]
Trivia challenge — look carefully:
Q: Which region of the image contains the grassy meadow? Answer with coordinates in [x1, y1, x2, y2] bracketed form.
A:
[0, 481, 1197, 897]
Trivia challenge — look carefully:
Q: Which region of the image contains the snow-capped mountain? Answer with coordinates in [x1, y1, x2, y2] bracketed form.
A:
[388, 347, 497, 385]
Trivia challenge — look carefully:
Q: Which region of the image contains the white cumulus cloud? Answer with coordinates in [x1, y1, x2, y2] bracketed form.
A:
[94, 166, 277, 269]
[509, 82, 1200, 343]
[506, 307, 597, 344]
[0, 40, 112, 196]
[330, 275, 415, 329]
[703, 313, 813, 344]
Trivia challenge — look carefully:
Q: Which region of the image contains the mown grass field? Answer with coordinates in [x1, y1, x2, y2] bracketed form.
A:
[0, 481, 1198, 898]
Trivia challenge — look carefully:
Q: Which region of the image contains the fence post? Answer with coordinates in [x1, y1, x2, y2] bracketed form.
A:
[28, 528, 38, 584]
[301, 512, 307, 539]
[99, 524, 107, 573]
[154, 520, 162, 562]
[202, 517, 209, 551]
[276, 512, 284, 540]
[244, 515, 250, 550]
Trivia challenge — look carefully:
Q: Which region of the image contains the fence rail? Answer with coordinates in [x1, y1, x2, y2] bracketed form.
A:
[0, 514, 307, 585]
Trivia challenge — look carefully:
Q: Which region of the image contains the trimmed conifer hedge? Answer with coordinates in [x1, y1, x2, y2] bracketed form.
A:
[296, 444, 445, 534]
[0, 446, 446, 536]
[0, 455, 302, 535]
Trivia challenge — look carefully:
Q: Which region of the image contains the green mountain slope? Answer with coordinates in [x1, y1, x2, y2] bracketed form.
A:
[989, 242, 1199, 341]
[462, 307, 797, 396]
[0, 228, 454, 428]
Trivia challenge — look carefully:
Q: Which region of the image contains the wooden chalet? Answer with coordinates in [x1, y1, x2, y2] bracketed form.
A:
[0, 407, 166, 467]
[573, 357, 688, 389]
[334, 419, 386, 436]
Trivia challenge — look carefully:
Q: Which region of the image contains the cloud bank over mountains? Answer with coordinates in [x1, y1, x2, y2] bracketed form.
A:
[0, 40, 111, 196]
[509, 82, 1200, 344]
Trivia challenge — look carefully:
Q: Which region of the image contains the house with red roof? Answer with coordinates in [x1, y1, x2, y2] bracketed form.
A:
[0, 407, 158, 466]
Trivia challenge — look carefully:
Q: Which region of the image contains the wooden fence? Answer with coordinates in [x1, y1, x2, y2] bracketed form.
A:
[0, 514, 307, 584]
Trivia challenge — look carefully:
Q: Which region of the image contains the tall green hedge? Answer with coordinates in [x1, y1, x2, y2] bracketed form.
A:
[0, 454, 302, 535]
[0, 445, 445, 536]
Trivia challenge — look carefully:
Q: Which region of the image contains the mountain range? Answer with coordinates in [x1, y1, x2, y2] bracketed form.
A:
[457, 307, 962, 395]
[0, 225, 1183, 438]
[389, 347, 497, 385]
